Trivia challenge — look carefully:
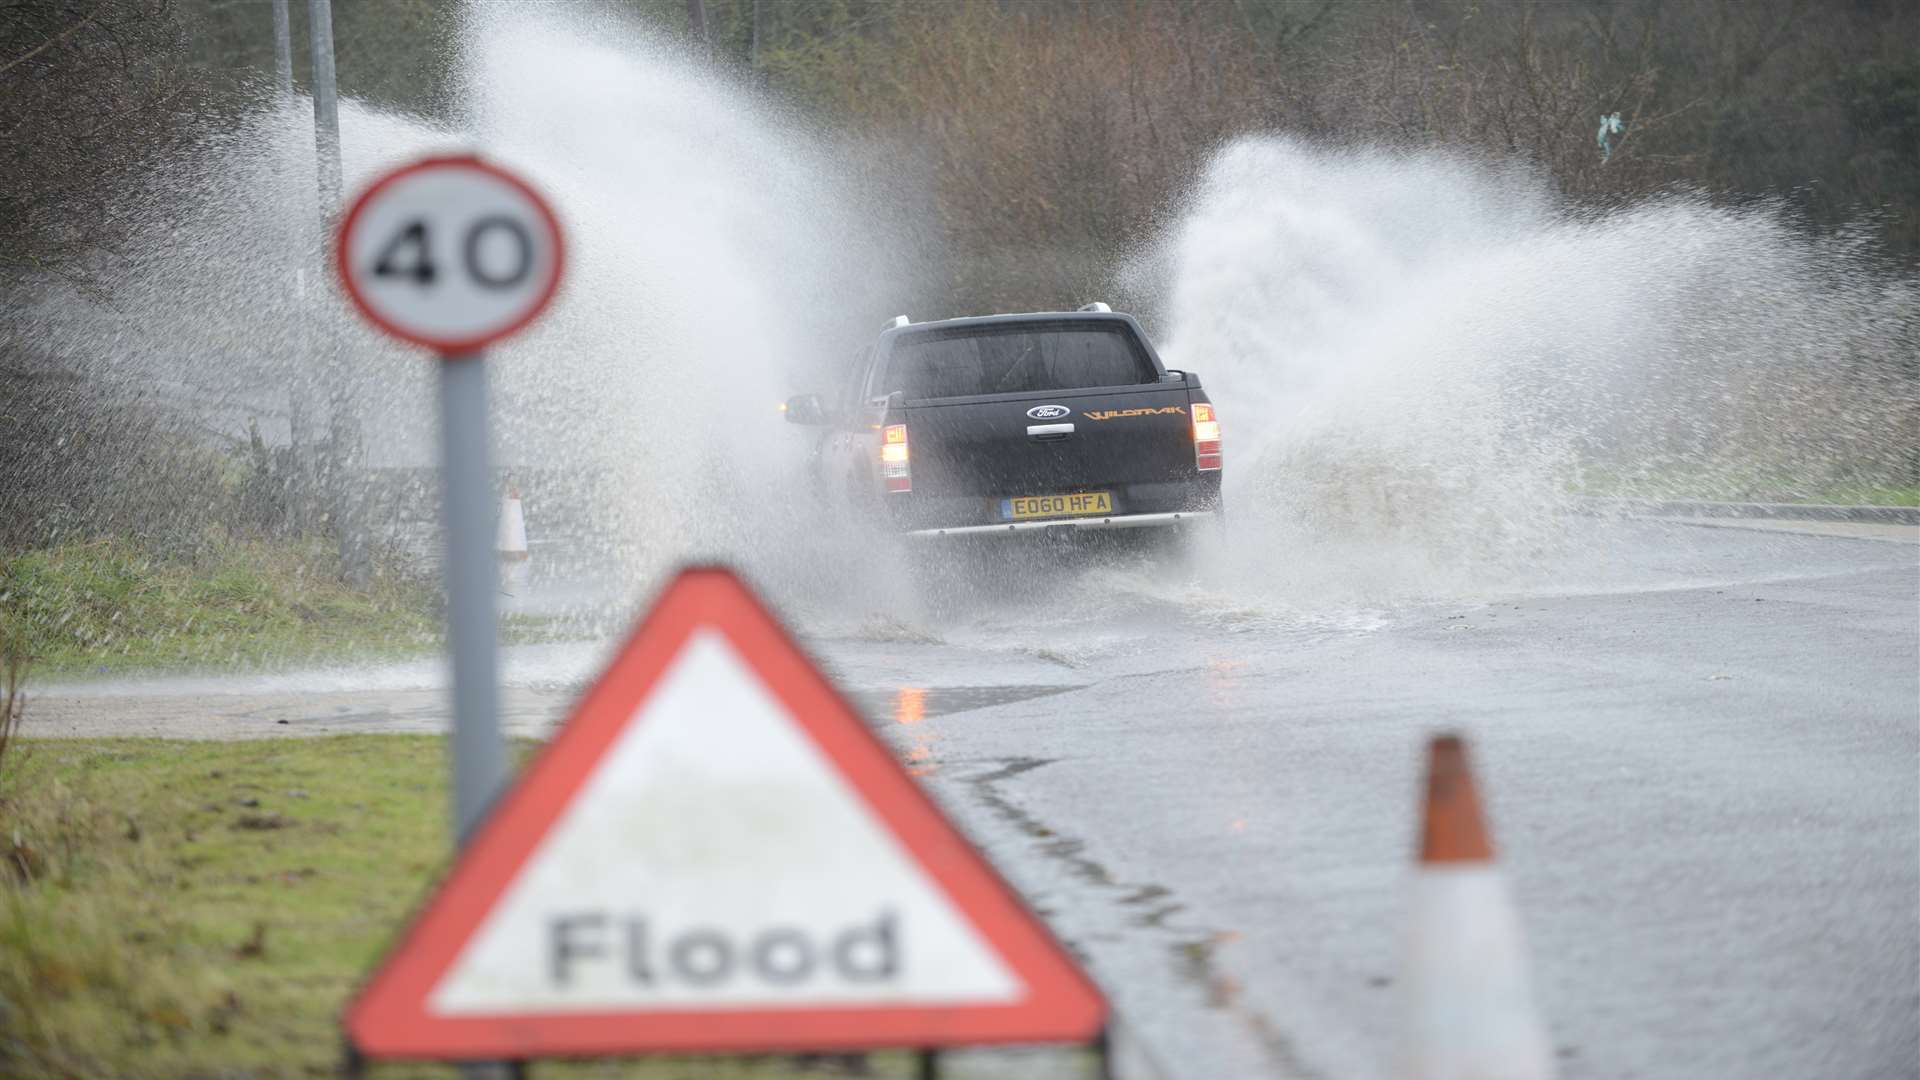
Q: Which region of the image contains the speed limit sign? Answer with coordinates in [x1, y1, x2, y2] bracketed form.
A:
[332, 156, 567, 935]
[336, 155, 564, 355]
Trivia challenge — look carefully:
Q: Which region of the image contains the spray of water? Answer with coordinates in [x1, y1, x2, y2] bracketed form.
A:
[450, 5, 928, 601]
[21, 3, 929, 634]
[19, 18, 1915, 665]
[1135, 137, 1917, 601]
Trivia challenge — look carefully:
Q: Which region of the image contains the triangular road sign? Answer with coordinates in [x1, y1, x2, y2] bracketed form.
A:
[346, 567, 1105, 1059]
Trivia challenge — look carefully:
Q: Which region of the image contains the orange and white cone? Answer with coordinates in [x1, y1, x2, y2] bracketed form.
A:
[1397, 734, 1555, 1080]
[496, 487, 530, 594]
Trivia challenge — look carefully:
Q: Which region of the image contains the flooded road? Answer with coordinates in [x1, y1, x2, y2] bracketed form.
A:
[33, 517, 1920, 1078]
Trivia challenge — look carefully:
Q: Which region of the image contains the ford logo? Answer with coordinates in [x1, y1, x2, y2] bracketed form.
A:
[1027, 404, 1071, 420]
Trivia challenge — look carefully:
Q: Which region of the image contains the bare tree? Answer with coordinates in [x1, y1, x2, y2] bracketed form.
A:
[0, 0, 207, 300]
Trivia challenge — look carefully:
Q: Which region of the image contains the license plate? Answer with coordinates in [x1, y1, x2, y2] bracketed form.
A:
[1001, 492, 1114, 520]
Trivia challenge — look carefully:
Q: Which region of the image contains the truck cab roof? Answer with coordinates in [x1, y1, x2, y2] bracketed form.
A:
[877, 306, 1137, 338]
[870, 308, 1171, 380]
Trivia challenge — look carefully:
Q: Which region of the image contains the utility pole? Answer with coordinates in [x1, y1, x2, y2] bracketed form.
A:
[307, 0, 370, 588]
[273, 0, 319, 535]
[308, 0, 342, 209]
[271, 0, 293, 96]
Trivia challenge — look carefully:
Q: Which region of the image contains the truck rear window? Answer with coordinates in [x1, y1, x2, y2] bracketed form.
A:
[885, 324, 1156, 400]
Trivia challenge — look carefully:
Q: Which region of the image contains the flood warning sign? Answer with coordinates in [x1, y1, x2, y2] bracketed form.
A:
[344, 568, 1104, 1059]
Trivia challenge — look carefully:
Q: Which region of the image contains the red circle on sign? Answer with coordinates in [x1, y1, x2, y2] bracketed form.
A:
[335, 155, 566, 357]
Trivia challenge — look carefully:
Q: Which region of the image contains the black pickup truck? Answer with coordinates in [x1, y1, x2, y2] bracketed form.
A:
[784, 305, 1222, 541]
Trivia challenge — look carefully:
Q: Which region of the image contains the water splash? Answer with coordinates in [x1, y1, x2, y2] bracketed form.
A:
[21, 4, 927, 631]
[20, 28, 1915, 648]
[451, 6, 927, 601]
[1135, 137, 1917, 600]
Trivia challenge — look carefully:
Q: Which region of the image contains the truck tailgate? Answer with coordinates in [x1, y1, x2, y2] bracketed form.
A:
[904, 386, 1193, 497]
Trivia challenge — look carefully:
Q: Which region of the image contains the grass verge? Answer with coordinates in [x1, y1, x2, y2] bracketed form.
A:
[0, 737, 942, 1078]
[1, 539, 443, 680]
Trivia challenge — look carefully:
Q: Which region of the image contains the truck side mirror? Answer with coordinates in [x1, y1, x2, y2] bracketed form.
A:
[784, 393, 828, 426]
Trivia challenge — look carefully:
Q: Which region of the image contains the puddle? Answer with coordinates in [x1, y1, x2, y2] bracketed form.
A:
[848, 683, 1084, 722]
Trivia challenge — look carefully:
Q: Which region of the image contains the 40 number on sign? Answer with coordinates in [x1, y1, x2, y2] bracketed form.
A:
[372, 217, 534, 290]
[336, 156, 563, 355]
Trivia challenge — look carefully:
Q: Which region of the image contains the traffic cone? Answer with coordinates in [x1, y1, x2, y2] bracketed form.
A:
[1397, 734, 1555, 1080]
[496, 487, 530, 594]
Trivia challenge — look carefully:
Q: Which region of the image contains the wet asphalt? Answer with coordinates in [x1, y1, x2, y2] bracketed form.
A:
[32, 518, 1919, 1078]
[814, 518, 1920, 1078]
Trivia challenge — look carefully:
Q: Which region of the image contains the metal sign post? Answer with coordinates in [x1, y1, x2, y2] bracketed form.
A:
[333, 156, 565, 844]
[440, 353, 503, 841]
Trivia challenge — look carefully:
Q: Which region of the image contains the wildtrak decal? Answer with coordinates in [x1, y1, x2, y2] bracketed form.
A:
[1082, 405, 1188, 421]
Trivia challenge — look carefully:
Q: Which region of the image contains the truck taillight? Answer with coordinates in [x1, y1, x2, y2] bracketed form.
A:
[1192, 402, 1222, 471]
[881, 423, 911, 493]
